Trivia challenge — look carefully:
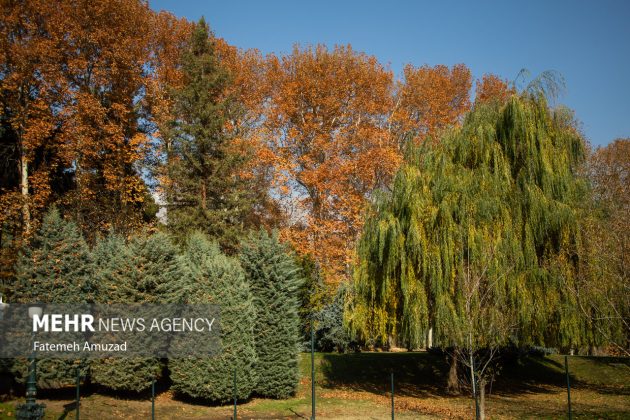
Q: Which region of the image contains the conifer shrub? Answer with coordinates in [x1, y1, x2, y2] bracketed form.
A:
[240, 229, 303, 398]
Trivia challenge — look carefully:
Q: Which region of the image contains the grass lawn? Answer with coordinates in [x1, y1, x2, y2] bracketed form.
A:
[0, 352, 628, 419]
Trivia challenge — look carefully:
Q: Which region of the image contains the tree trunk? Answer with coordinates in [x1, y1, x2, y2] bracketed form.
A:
[200, 180, 207, 210]
[447, 350, 460, 394]
[478, 376, 487, 420]
[20, 153, 30, 235]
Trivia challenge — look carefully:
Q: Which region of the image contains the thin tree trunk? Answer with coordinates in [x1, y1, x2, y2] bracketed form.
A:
[479, 377, 486, 420]
[201, 180, 207, 210]
[447, 350, 460, 394]
[20, 153, 30, 235]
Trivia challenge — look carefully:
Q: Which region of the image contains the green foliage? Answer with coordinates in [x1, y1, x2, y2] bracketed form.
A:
[126, 231, 191, 303]
[240, 229, 303, 398]
[349, 94, 594, 351]
[90, 232, 187, 392]
[314, 283, 355, 353]
[164, 18, 252, 252]
[169, 232, 257, 402]
[296, 255, 328, 341]
[13, 207, 95, 303]
[91, 234, 136, 303]
[11, 207, 94, 388]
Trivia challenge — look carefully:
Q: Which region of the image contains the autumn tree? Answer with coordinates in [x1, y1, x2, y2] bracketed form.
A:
[474, 73, 515, 106]
[394, 63, 472, 142]
[213, 39, 284, 229]
[161, 18, 253, 251]
[1, 0, 173, 262]
[579, 138, 629, 354]
[54, 0, 158, 237]
[0, 0, 66, 291]
[263, 45, 401, 284]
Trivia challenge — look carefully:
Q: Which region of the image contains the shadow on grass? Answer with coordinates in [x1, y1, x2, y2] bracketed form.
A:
[320, 351, 630, 400]
[320, 352, 450, 398]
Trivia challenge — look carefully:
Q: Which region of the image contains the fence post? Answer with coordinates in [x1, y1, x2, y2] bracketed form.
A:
[151, 377, 155, 420]
[390, 371, 394, 420]
[75, 367, 80, 420]
[565, 355, 572, 420]
[233, 368, 237, 420]
[311, 317, 316, 420]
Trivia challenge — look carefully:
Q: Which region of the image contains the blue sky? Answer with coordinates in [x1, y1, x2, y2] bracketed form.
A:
[150, 0, 629, 147]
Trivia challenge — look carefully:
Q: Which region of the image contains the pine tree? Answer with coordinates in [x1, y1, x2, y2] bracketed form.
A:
[240, 229, 303, 398]
[315, 282, 355, 353]
[12, 207, 93, 388]
[91, 234, 136, 303]
[13, 207, 95, 303]
[163, 18, 252, 252]
[169, 232, 257, 401]
[90, 232, 188, 392]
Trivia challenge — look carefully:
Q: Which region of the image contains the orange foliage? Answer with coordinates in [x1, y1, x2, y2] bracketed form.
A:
[474, 73, 515, 105]
[395, 64, 472, 141]
[261, 45, 402, 283]
[1, 1, 193, 239]
[1, 3, 490, 288]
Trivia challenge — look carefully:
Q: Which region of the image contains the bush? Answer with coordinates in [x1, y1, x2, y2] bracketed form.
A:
[12, 208, 94, 388]
[90, 232, 187, 392]
[240, 230, 303, 398]
[169, 233, 257, 401]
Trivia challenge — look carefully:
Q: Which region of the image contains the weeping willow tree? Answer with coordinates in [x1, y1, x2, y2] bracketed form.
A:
[348, 93, 596, 378]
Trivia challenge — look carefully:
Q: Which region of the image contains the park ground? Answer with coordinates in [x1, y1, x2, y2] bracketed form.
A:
[0, 352, 628, 419]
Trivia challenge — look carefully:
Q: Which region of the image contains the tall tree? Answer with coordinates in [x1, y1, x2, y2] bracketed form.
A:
[240, 229, 303, 398]
[349, 94, 599, 416]
[579, 139, 629, 354]
[162, 18, 252, 251]
[263, 45, 401, 284]
[1, 0, 170, 273]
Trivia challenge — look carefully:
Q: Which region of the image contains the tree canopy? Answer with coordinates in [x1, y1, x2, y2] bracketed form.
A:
[348, 93, 596, 351]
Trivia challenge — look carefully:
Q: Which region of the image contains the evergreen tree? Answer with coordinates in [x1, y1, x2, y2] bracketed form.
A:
[240, 229, 303, 398]
[12, 207, 93, 388]
[91, 233, 136, 303]
[315, 283, 355, 353]
[163, 18, 252, 252]
[169, 232, 257, 401]
[13, 207, 95, 303]
[90, 232, 188, 392]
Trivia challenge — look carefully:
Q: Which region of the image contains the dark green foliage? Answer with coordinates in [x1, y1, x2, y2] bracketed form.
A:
[169, 232, 257, 401]
[315, 283, 355, 353]
[240, 229, 303, 398]
[11, 207, 94, 388]
[126, 232, 191, 303]
[91, 234, 136, 303]
[164, 18, 252, 252]
[13, 207, 95, 303]
[90, 232, 187, 392]
[296, 255, 327, 346]
[350, 94, 595, 351]
[90, 358, 161, 394]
